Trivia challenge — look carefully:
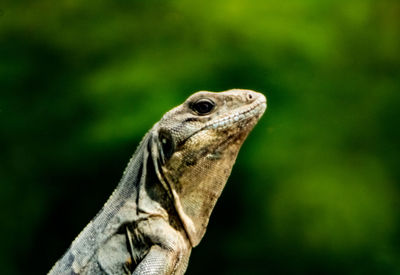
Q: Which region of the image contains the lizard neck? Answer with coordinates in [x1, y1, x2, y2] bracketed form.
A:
[49, 132, 153, 274]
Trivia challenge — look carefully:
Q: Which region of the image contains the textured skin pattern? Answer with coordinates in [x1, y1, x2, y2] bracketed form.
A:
[48, 89, 266, 275]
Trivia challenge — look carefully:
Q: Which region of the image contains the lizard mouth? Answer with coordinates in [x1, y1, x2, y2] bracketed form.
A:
[174, 95, 267, 150]
[205, 97, 267, 130]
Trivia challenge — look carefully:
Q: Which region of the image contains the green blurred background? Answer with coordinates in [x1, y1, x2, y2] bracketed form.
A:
[1, 0, 400, 274]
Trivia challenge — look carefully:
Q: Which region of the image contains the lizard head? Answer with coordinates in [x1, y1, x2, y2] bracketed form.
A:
[150, 89, 266, 247]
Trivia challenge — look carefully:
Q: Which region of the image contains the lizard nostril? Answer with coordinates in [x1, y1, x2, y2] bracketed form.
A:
[246, 93, 254, 101]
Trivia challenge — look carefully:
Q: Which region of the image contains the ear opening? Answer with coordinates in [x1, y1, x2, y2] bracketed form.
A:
[149, 129, 174, 202]
[158, 128, 175, 164]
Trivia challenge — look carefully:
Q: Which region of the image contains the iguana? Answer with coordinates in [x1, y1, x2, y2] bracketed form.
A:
[48, 89, 267, 275]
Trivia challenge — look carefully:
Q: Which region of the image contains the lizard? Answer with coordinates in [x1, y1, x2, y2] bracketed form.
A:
[48, 89, 267, 275]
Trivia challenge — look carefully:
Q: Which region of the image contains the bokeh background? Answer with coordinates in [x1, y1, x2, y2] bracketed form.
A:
[1, 0, 400, 274]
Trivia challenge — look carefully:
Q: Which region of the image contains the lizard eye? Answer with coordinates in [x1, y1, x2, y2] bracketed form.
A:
[159, 130, 174, 161]
[191, 98, 215, 115]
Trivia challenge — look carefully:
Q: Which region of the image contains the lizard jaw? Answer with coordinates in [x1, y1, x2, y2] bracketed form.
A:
[205, 96, 267, 130]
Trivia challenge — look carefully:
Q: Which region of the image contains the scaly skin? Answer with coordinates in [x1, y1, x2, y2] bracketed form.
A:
[48, 89, 267, 275]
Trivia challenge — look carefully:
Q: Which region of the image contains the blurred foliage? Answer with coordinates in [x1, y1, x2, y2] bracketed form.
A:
[1, 0, 400, 274]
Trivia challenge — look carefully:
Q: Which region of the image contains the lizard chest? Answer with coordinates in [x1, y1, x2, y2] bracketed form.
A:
[81, 222, 151, 275]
